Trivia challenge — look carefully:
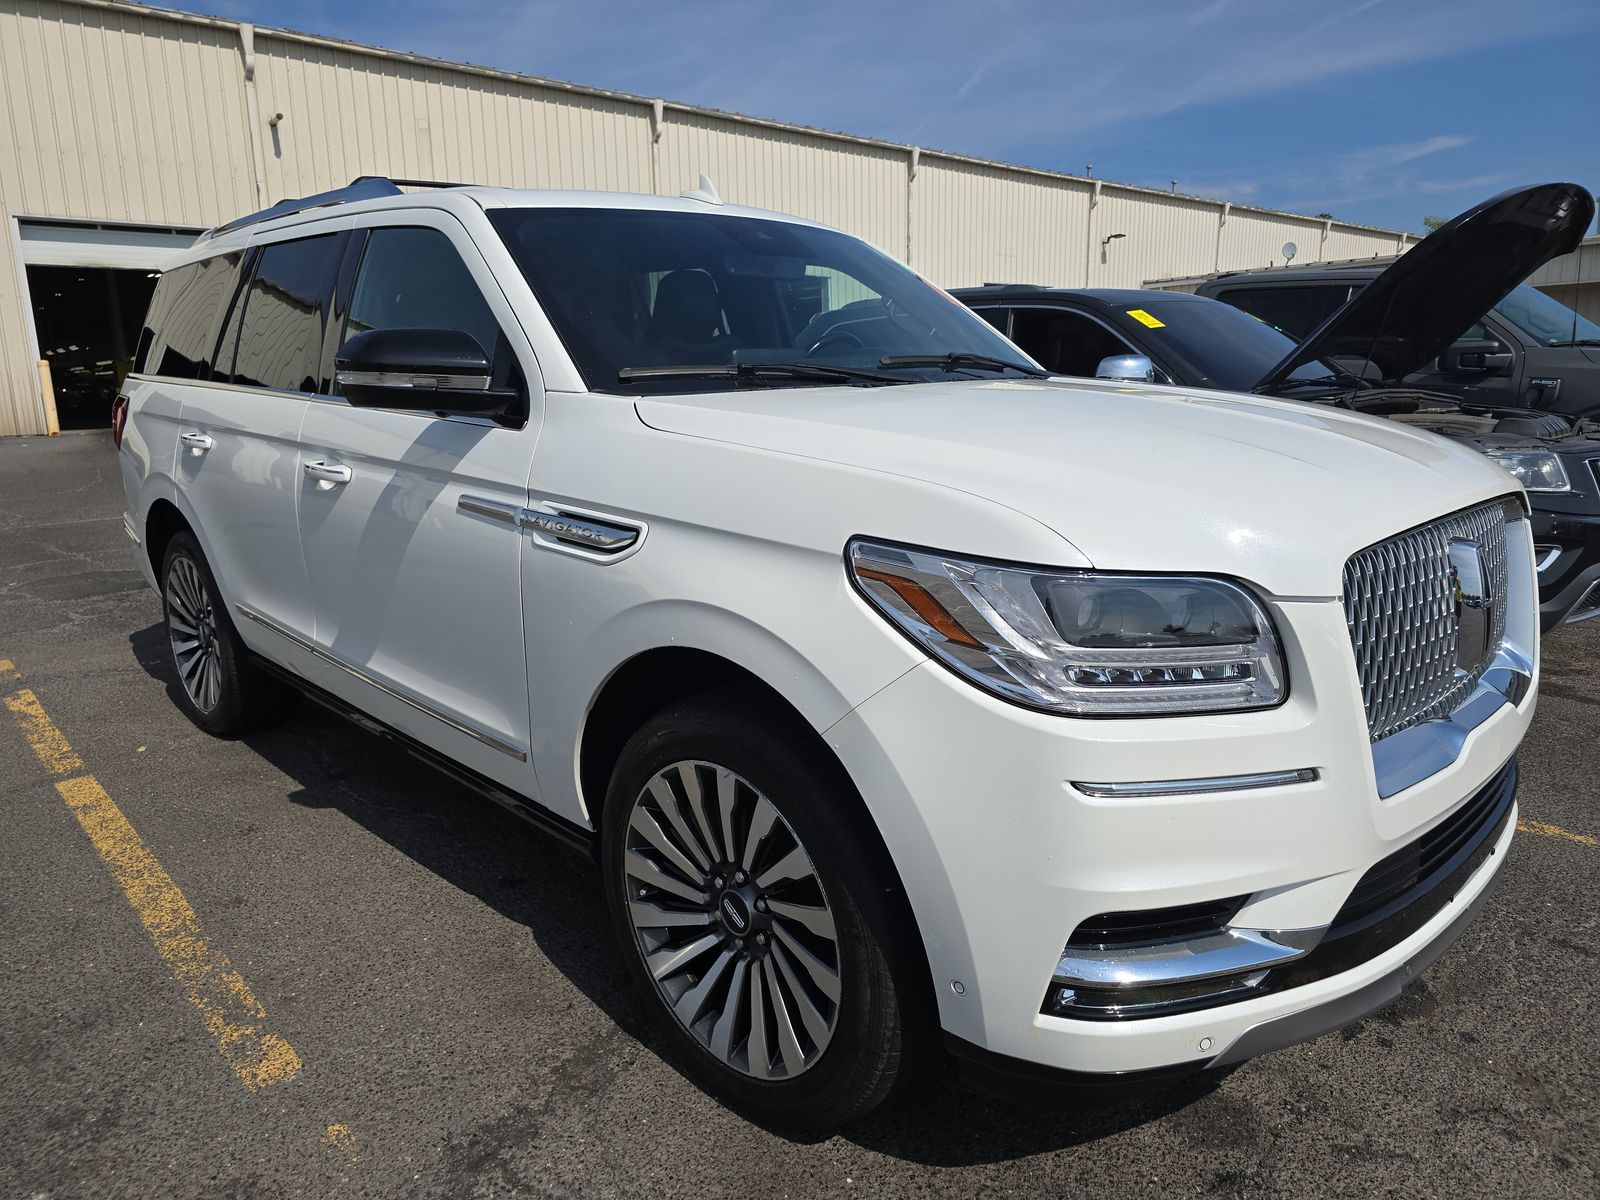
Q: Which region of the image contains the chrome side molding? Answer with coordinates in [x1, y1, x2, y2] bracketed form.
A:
[1073, 768, 1318, 799]
[335, 369, 492, 392]
[457, 494, 645, 561]
[236, 605, 528, 761]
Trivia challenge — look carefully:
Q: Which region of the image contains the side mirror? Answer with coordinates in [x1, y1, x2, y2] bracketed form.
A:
[1437, 337, 1513, 376]
[1095, 354, 1157, 383]
[335, 328, 515, 414]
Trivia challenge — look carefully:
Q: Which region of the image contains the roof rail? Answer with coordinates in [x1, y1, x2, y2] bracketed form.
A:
[201, 177, 406, 241]
[352, 175, 474, 190]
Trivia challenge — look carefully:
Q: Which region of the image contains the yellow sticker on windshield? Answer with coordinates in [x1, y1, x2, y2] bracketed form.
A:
[1126, 309, 1165, 328]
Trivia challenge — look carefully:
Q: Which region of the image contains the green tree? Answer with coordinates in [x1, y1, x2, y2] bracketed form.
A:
[1422, 215, 1448, 232]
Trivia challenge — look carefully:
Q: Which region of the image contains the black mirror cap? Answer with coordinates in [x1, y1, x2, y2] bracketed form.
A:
[335, 327, 515, 415]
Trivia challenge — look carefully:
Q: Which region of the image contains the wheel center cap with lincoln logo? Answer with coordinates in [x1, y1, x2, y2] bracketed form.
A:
[718, 891, 751, 936]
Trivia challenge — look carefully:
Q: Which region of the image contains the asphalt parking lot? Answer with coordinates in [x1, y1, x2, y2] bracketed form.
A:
[2, 431, 1597, 1199]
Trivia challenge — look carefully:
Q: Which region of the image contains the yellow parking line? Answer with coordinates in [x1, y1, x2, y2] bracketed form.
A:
[1518, 819, 1597, 848]
[4, 688, 85, 776]
[3, 666, 302, 1091]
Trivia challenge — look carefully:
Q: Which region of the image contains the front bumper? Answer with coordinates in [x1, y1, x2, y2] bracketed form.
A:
[1530, 507, 1600, 628]
[946, 799, 1512, 1102]
[827, 592, 1535, 1080]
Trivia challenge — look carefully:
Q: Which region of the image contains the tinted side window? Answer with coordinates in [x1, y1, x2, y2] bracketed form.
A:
[973, 307, 1011, 336]
[343, 227, 503, 358]
[139, 253, 243, 379]
[1009, 308, 1135, 377]
[338, 226, 520, 399]
[229, 235, 342, 392]
[1215, 285, 1348, 339]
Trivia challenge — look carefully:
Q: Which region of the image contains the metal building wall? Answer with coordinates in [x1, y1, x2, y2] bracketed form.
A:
[658, 112, 909, 256]
[253, 37, 654, 200]
[0, 0, 256, 437]
[911, 159, 1091, 288]
[0, 0, 1414, 436]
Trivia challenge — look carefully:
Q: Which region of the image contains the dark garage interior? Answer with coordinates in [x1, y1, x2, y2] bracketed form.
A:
[26, 264, 157, 430]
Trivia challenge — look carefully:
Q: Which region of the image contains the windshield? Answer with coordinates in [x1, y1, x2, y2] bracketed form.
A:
[1122, 299, 1334, 392]
[1492, 284, 1600, 347]
[487, 207, 1032, 391]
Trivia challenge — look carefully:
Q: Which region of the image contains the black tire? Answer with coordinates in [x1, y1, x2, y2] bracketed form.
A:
[160, 531, 295, 736]
[600, 689, 912, 1131]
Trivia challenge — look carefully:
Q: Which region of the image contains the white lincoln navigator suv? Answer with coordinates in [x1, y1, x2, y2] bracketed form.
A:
[116, 178, 1538, 1128]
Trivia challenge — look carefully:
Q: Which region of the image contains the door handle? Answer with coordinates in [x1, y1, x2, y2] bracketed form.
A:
[179, 431, 213, 453]
[303, 460, 352, 485]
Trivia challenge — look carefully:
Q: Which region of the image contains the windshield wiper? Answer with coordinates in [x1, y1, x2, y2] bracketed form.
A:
[877, 352, 1049, 377]
[617, 361, 906, 386]
[1255, 367, 1370, 397]
[1548, 338, 1600, 348]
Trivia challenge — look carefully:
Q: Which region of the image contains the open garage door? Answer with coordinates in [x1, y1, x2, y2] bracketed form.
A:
[18, 219, 202, 430]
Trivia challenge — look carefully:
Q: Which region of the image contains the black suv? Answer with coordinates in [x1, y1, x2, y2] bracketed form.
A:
[954, 182, 1600, 631]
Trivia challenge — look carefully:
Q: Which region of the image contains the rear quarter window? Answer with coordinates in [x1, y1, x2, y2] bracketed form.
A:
[137, 253, 243, 379]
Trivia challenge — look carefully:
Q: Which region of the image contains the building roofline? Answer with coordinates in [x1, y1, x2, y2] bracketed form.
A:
[67, 0, 1416, 242]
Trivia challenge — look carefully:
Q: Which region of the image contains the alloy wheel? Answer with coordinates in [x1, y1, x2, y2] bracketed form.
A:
[622, 760, 842, 1080]
[166, 556, 223, 713]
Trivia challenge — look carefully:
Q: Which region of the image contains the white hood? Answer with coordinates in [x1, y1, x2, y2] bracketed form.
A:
[635, 376, 1521, 598]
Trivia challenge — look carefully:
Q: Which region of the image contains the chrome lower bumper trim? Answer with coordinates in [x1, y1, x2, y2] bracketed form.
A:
[1564, 580, 1600, 623]
[1072, 768, 1317, 799]
[1370, 651, 1532, 800]
[1054, 925, 1326, 990]
[236, 604, 528, 762]
[122, 511, 140, 545]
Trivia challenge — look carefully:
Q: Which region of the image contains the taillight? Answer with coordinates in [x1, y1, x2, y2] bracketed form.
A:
[111, 393, 130, 450]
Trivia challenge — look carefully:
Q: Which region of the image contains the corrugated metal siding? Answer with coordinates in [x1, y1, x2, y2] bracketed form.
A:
[911, 159, 1089, 288]
[1220, 209, 1324, 273]
[1092, 190, 1220, 288]
[254, 37, 653, 199]
[659, 112, 908, 256]
[0, 0, 255, 435]
[0, 0, 1421, 436]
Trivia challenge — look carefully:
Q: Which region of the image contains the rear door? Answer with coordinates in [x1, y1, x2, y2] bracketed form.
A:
[171, 235, 344, 643]
[294, 212, 541, 795]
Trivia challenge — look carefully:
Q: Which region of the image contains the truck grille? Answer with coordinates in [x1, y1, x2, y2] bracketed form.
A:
[1342, 500, 1510, 743]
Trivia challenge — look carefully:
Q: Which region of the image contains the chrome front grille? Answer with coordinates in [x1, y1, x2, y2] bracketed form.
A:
[1342, 500, 1511, 743]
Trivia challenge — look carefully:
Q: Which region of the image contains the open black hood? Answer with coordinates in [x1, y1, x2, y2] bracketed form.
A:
[1255, 182, 1595, 392]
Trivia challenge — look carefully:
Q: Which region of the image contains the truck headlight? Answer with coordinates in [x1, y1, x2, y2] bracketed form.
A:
[848, 540, 1285, 716]
[1484, 449, 1571, 493]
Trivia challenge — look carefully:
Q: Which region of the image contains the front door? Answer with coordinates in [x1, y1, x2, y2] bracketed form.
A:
[295, 215, 541, 795]
[1402, 315, 1524, 407]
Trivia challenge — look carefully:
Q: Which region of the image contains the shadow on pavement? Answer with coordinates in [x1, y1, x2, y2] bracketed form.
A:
[128, 620, 1219, 1165]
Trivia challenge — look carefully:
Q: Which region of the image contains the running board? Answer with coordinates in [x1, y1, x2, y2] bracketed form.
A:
[250, 654, 596, 859]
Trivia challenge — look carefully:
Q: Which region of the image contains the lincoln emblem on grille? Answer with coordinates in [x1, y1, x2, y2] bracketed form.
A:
[1448, 537, 1493, 671]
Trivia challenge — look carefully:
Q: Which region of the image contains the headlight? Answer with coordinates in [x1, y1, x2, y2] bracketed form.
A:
[1484, 449, 1571, 493]
[848, 540, 1285, 716]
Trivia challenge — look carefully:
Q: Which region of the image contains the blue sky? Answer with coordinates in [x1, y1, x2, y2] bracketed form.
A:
[207, 0, 1599, 233]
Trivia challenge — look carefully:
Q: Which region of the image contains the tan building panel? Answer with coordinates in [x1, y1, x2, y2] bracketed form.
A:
[910, 159, 1086, 289]
[659, 112, 909, 256]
